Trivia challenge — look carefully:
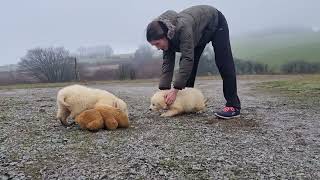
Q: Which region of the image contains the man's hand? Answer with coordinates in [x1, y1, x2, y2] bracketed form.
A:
[164, 88, 179, 105]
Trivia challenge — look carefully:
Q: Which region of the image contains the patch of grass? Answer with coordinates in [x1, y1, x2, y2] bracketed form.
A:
[258, 74, 320, 96]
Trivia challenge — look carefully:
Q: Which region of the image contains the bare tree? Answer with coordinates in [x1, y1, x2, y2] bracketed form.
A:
[18, 47, 76, 82]
[118, 63, 136, 80]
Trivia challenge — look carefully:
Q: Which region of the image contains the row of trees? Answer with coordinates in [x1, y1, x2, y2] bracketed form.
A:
[281, 60, 320, 74]
[197, 46, 271, 75]
[15, 46, 160, 83]
[0, 45, 318, 85]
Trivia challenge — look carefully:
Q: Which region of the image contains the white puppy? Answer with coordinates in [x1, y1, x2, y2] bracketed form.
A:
[56, 84, 128, 126]
[149, 88, 206, 117]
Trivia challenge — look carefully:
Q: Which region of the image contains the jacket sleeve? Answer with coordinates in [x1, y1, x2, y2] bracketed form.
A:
[159, 50, 176, 90]
[173, 25, 194, 89]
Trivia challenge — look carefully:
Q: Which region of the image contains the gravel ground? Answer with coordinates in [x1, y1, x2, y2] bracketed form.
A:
[0, 76, 319, 179]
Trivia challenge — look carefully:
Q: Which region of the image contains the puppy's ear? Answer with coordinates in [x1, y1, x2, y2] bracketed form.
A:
[163, 103, 168, 110]
[160, 101, 168, 110]
[162, 95, 170, 110]
[61, 97, 71, 108]
[112, 101, 118, 108]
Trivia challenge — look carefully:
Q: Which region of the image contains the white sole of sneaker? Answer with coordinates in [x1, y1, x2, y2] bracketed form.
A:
[214, 113, 240, 119]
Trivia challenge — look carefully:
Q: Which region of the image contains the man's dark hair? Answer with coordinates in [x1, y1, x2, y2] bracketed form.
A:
[146, 21, 168, 42]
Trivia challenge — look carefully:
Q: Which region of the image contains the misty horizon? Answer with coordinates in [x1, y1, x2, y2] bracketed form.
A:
[1, 0, 320, 66]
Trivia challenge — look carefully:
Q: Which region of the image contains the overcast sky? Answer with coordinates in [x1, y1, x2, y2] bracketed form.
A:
[1, 0, 319, 66]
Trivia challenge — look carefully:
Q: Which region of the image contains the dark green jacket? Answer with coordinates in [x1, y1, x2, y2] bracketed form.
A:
[156, 5, 219, 89]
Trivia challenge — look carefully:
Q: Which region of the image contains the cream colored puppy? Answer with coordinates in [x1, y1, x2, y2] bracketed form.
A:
[56, 84, 128, 126]
[149, 88, 206, 117]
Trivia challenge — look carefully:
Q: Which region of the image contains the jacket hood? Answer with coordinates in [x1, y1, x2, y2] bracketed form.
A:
[156, 10, 178, 40]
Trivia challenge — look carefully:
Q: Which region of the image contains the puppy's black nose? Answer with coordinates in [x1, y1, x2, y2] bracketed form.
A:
[149, 108, 152, 111]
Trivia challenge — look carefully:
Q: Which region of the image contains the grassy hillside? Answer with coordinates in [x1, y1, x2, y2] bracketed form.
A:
[232, 30, 320, 68]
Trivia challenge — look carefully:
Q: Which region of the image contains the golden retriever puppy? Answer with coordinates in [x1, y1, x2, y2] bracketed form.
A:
[75, 105, 129, 131]
[75, 109, 104, 131]
[56, 84, 128, 126]
[149, 88, 206, 117]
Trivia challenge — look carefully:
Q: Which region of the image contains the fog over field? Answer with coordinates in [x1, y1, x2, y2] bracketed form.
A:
[1, 0, 320, 66]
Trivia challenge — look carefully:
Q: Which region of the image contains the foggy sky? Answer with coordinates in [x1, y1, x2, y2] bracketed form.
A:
[1, 0, 319, 66]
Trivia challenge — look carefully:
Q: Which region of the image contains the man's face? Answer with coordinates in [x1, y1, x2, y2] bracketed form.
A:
[150, 37, 169, 51]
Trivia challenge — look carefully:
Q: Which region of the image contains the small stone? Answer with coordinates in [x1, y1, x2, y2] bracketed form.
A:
[129, 175, 135, 178]
[159, 170, 165, 175]
[9, 162, 18, 166]
[0, 175, 9, 180]
[176, 156, 183, 160]
[22, 155, 30, 160]
[270, 172, 276, 177]
[129, 168, 136, 174]
[0, 155, 6, 160]
[191, 164, 203, 171]
[296, 173, 305, 176]
[217, 157, 224, 161]
[25, 161, 34, 165]
[99, 173, 108, 180]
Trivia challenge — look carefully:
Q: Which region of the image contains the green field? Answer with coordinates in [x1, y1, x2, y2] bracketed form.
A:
[232, 31, 320, 68]
[258, 74, 320, 96]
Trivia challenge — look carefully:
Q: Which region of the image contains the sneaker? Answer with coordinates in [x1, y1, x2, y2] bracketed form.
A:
[214, 106, 240, 119]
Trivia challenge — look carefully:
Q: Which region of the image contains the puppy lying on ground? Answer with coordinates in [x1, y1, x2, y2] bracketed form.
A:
[56, 84, 128, 126]
[149, 88, 206, 117]
[75, 105, 129, 131]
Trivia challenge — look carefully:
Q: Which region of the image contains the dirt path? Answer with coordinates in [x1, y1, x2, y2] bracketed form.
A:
[0, 76, 319, 179]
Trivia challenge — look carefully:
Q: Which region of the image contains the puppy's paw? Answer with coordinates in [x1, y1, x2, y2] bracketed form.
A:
[160, 113, 168, 117]
[161, 109, 180, 117]
[160, 112, 174, 117]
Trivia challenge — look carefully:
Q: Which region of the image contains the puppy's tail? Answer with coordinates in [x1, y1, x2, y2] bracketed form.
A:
[57, 93, 70, 108]
[56, 93, 73, 127]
